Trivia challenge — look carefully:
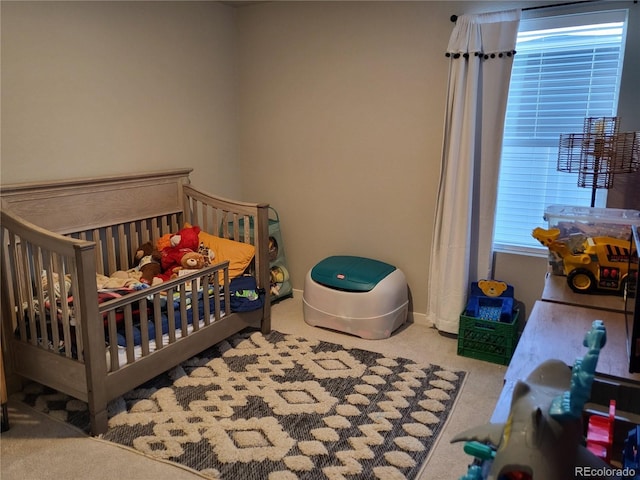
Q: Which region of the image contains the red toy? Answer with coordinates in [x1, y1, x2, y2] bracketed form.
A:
[586, 400, 616, 463]
[170, 225, 201, 250]
[159, 225, 204, 279]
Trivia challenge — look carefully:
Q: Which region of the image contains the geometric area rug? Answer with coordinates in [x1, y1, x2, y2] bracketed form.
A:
[18, 330, 466, 480]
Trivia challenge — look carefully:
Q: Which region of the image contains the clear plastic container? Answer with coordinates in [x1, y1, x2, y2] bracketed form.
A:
[543, 205, 640, 275]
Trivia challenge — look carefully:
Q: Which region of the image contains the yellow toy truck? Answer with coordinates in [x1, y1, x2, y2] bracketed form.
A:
[532, 227, 634, 294]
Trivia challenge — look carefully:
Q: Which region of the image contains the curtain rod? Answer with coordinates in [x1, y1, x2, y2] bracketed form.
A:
[449, 0, 618, 22]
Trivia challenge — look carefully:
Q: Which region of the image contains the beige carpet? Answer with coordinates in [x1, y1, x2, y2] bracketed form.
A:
[0, 294, 507, 479]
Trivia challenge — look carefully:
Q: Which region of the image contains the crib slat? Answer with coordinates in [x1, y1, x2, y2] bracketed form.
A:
[243, 215, 250, 244]
[128, 222, 137, 263]
[104, 226, 115, 274]
[212, 209, 220, 238]
[139, 220, 149, 245]
[92, 229, 104, 274]
[117, 224, 128, 272]
[166, 287, 177, 344]
[202, 279, 211, 327]
[0, 229, 21, 348]
[43, 253, 61, 351]
[159, 216, 168, 238]
[138, 299, 150, 358]
[54, 254, 73, 359]
[152, 295, 163, 350]
[212, 272, 221, 322]
[232, 213, 240, 241]
[31, 247, 49, 352]
[191, 279, 201, 332]
[169, 213, 179, 234]
[223, 268, 231, 316]
[220, 211, 229, 238]
[106, 311, 120, 372]
[12, 237, 29, 344]
[17, 242, 35, 348]
[200, 202, 210, 233]
[19, 241, 36, 346]
[67, 258, 84, 363]
[151, 218, 160, 244]
[123, 305, 135, 364]
[179, 285, 188, 338]
[191, 200, 200, 230]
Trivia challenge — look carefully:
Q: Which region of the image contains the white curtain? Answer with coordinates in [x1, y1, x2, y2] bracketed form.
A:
[427, 9, 521, 334]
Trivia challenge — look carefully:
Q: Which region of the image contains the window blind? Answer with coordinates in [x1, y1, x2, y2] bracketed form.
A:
[493, 10, 627, 252]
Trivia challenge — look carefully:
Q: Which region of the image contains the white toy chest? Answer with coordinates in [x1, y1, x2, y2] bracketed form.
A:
[302, 256, 408, 339]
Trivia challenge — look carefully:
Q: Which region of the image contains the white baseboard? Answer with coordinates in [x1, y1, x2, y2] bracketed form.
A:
[409, 311, 429, 326]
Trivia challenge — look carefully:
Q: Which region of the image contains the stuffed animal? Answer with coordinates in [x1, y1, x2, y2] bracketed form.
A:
[157, 233, 173, 252]
[97, 270, 144, 289]
[170, 225, 201, 251]
[160, 225, 205, 277]
[160, 247, 193, 275]
[169, 251, 206, 279]
[134, 242, 163, 286]
[198, 241, 215, 266]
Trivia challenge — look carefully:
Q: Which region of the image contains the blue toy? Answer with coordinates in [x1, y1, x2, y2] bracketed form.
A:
[464, 280, 515, 323]
[622, 426, 640, 478]
[549, 320, 607, 421]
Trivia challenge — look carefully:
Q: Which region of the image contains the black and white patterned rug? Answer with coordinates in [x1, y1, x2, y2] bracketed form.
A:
[19, 330, 466, 480]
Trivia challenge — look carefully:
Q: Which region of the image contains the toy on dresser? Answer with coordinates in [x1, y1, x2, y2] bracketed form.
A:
[532, 227, 632, 295]
[453, 321, 617, 480]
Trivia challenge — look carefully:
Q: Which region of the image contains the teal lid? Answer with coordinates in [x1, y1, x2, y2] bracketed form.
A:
[311, 256, 396, 292]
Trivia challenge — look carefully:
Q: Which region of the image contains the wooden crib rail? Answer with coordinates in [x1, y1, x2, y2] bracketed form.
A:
[0, 205, 107, 409]
[68, 214, 183, 276]
[0, 169, 192, 235]
[99, 262, 230, 371]
[182, 184, 271, 333]
[1, 206, 97, 355]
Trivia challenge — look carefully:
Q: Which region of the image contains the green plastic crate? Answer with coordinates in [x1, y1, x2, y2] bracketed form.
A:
[457, 309, 519, 365]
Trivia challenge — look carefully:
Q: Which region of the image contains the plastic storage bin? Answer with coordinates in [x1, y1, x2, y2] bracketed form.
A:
[457, 309, 520, 365]
[544, 205, 640, 275]
[303, 256, 408, 340]
[223, 207, 292, 301]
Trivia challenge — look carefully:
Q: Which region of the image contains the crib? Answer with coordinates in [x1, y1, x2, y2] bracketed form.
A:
[0, 169, 271, 435]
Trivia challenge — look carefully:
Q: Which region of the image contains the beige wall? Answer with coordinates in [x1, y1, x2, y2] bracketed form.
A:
[1, 0, 241, 197]
[2, 1, 638, 324]
[236, 1, 451, 318]
[235, 0, 640, 320]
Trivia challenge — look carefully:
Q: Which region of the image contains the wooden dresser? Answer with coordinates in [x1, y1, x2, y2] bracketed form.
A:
[492, 272, 640, 423]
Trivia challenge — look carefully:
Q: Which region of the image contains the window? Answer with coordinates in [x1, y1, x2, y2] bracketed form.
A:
[493, 10, 628, 253]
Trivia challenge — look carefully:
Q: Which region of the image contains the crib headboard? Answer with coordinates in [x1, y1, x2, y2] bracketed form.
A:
[0, 169, 192, 234]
